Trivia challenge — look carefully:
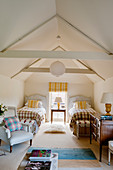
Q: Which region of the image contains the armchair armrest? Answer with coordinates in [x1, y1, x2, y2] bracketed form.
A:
[3, 126, 11, 139]
[5, 127, 11, 139]
[0, 126, 10, 144]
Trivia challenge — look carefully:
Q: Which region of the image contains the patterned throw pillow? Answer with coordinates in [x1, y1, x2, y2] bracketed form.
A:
[75, 101, 86, 109]
[4, 117, 23, 132]
[28, 100, 39, 108]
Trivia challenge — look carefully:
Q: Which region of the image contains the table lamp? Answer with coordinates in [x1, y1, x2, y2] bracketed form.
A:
[101, 92, 113, 115]
[55, 97, 62, 110]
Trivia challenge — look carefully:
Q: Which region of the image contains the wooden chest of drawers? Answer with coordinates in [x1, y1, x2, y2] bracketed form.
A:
[90, 112, 113, 162]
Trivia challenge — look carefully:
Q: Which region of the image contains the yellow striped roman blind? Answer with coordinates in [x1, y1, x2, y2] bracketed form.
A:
[49, 82, 68, 92]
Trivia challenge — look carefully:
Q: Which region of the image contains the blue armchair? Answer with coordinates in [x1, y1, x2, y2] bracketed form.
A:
[0, 106, 33, 153]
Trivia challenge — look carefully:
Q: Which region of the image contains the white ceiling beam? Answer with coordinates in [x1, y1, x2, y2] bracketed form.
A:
[11, 58, 41, 79]
[65, 69, 94, 74]
[1, 15, 56, 52]
[57, 14, 112, 55]
[0, 50, 113, 60]
[1, 13, 112, 55]
[23, 67, 95, 74]
[52, 45, 66, 51]
[76, 59, 105, 81]
[23, 68, 50, 73]
[52, 46, 105, 81]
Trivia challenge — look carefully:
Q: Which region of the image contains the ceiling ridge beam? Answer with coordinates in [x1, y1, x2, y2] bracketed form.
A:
[1, 15, 57, 52]
[56, 14, 111, 55]
[11, 58, 41, 79]
[52, 45, 66, 51]
[23, 67, 95, 74]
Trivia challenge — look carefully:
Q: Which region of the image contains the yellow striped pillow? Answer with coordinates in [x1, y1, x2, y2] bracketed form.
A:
[75, 101, 86, 109]
[28, 100, 39, 108]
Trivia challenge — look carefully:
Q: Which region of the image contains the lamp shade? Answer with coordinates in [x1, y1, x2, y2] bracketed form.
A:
[50, 61, 65, 77]
[55, 97, 62, 103]
[101, 92, 113, 103]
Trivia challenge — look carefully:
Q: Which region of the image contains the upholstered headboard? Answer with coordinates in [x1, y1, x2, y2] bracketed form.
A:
[68, 95, 91, 110]
[25, 94, 47, 109]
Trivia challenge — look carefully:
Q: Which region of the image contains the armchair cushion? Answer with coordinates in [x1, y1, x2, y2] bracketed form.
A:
[4, 117, 23, 132]
[10, 130, 33, 146]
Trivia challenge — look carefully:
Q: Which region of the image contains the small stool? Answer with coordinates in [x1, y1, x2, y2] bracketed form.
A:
[20, 119, 35, 134]
[108, 141, 113, 165]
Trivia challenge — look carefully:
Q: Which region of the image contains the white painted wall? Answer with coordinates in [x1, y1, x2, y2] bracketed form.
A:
[25, 73, 94, 121]
[94, 77, 113, 114]
[68, 83, 94, 103]
[0, 74, 24, 108]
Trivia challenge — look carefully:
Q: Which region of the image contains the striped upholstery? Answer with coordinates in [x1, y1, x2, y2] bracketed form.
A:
[70, 111, 90, 130]
[70, 109, 95, 127]
[70, 108, 97, 137]
[28, 100, 39, 108]
[75, 101, 86, 109]
[76, 120, 90, 127]
[49, 82, 68, 92]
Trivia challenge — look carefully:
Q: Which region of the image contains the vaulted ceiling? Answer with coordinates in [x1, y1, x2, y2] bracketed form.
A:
[0, 0, 113, 83]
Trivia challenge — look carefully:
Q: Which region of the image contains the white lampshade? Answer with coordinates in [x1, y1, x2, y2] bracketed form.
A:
[50, 61, 65, 77]
[101, 92, 113, 103]
[55, 97, 62, 103]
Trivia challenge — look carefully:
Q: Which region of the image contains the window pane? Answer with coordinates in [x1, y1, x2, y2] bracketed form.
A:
[50, 92, 67, 109]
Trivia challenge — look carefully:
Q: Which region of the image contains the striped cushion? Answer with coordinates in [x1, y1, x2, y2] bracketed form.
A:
[28, 100, 39, 108]
[4, 117, 23, 132]
[75, 101, 86, 109]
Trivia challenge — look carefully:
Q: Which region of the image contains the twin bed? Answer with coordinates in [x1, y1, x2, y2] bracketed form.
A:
[68, 95, 97, 137]
[17, 94, 46, 130]
[17, 94, 96, 137]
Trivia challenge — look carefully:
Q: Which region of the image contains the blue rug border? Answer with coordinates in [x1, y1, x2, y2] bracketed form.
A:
[28, 147, 97, 160]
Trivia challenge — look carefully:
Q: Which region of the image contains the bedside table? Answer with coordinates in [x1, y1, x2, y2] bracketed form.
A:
[51, 109, 66, 124]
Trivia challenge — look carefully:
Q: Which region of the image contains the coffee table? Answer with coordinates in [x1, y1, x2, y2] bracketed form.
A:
[18, 150, 58, 170]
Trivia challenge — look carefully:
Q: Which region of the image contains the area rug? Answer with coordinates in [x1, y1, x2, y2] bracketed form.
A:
[28, 147, 101, 169]
[28, 147, 96, 160]
[51, 148, 96, 160]
[44, 124, 66, 133]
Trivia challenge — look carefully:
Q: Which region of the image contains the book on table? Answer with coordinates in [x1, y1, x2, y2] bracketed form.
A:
[29, 149, 52, 161]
